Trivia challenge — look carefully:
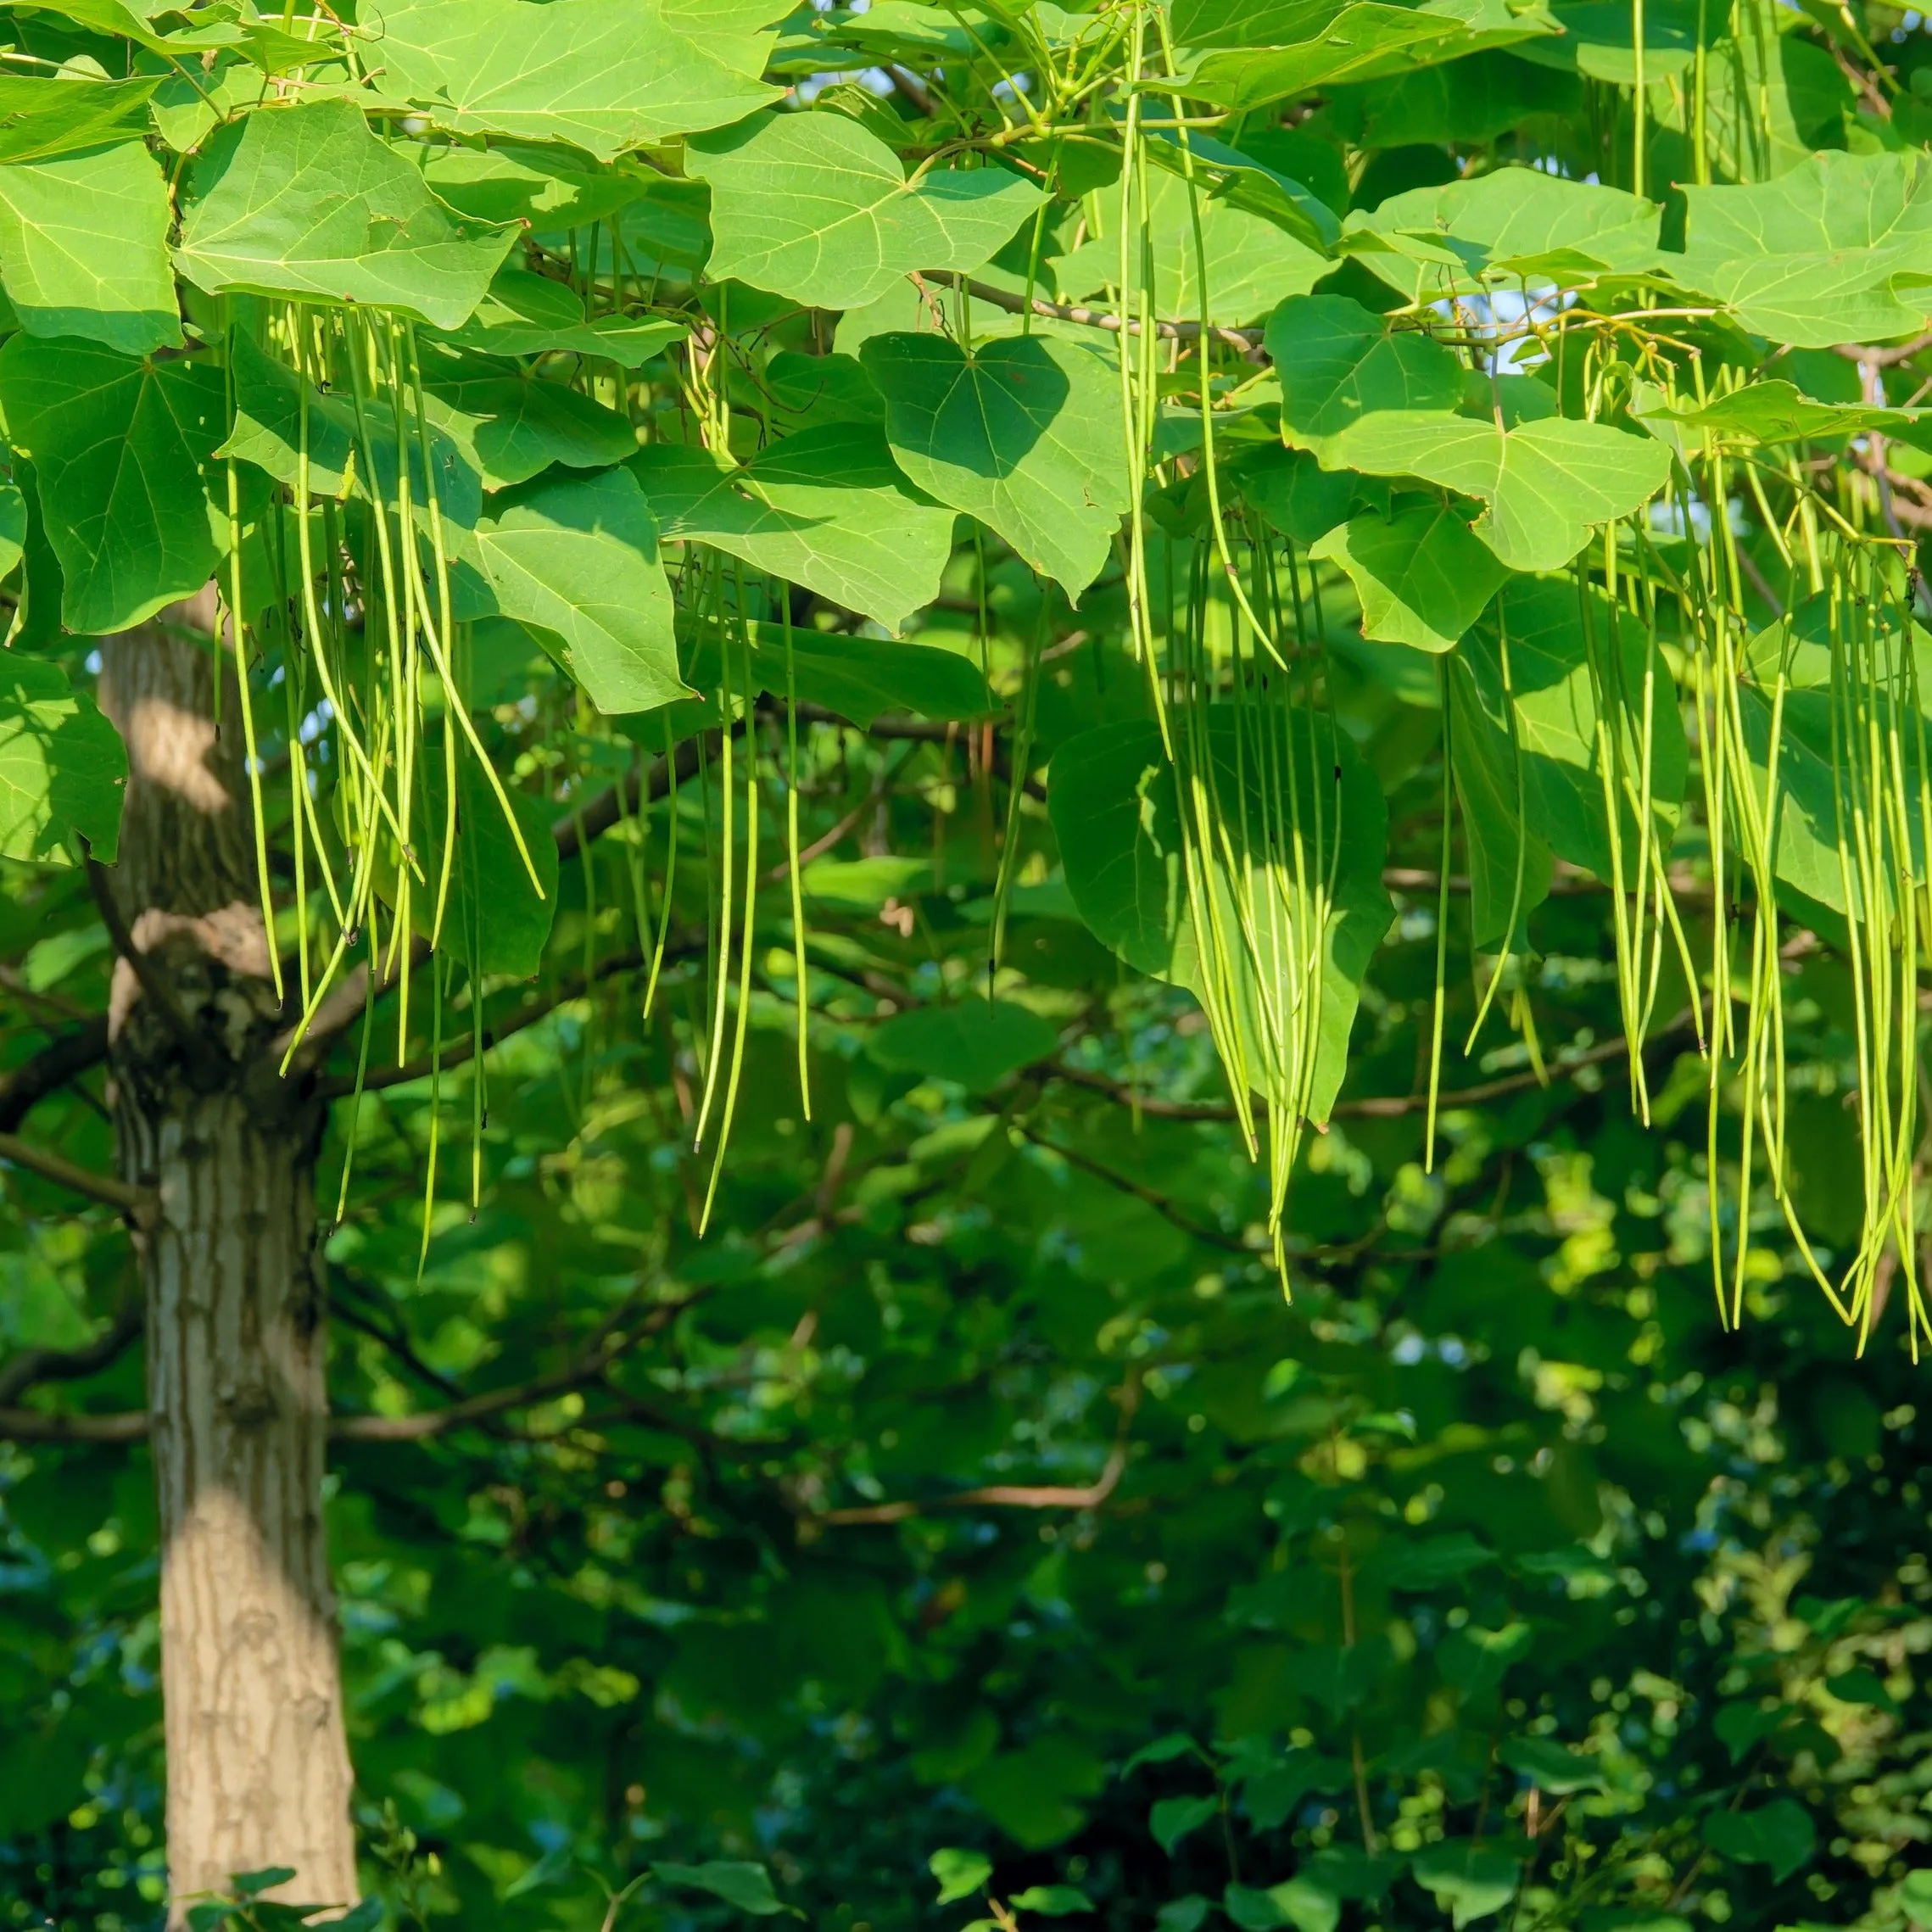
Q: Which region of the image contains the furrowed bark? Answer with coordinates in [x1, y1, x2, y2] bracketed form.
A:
[97, 590, 357, 1919]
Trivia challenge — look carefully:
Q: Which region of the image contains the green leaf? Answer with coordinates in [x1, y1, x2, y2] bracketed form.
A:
[218, 332, 484, 528]
[965, 1736, 1107, 1850]
[1365, 1531, 1497, 1587]
[176, 99, 518, 331]
[0, 73, 158, 166]
[231, 1870, 299, 1899]
[1326, 49, 1581, 147]
[390, 755, 558, 977]
[686, 110, 1041, 311]
[1238, 1751, 1350, 1831]
[1313, 505, 1510, 653]
[1469, 573, 1687, 880]
[654, 1859, 790, 1917]
[1123, 1732, 1202, 1774]
[1054, 168, 1327, 326]
[1632, 376, 1906, 447]
[1438, 1622, 1533, 1698]
[1677, 149, 1932, 350]
[1825, 1667, 1902, 1716]
[502, 1845, 574, 1899]
[1142, 126, 1341, 253]
[1324, 414, 1672, 572]
[1267, 294, 1466, 463]
[0, 137, 178, 354]
[1223, 1879, 1340, 1932]
[930, 1847, 992, 1906]
[860, 332, 1129, 601]
[868, 1001, 1058, 1090]
[1172, 3, 1471, 111]
[1150, 1794, 1220, 1854]
[1051, 712, 1389, 1121]
[1901, 1868, 1932, 1927]
[475, 468, 685, 716]
[0, 477, 25, 579]
[634, 423, 956, 634]
[1703, 1800, 1816, 1884]
[420, 376, 635, 492]
[366, 0, 785, 159]
[433, 268, 685, 365]
[418, 142, 644, 230]
[1235, 444, 1354, 545]
[1343, 167, 1660, 300]
[1513, 0, 1725, 81]
[1410, 1843, 1522, 1928]
[1159, 1900, 1211, 1932]
[1498, 1737, 1604, 1793]
[742, 628, 991, 729]
[1713, 1700, 1791, 1762]
[0, 652, 126, 865]
[1008, 1885, 1095, 1916]
[801, 854, 930, 908]
[0, 334, 224, 634]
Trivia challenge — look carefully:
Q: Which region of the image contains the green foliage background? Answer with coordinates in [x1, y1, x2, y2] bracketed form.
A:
[2, 0, 1932, 1929]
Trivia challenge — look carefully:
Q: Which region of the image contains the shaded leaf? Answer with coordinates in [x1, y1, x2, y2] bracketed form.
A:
[1703, 1800, 1816, 1884]
[654, 1859, 790, 1917]
[861, 332, 1129, 600]
[635, 423, 956, 634]
[0, 652, 124, 868]
[868, 1001, 1058, 1090]
[0, 334, 223, 634]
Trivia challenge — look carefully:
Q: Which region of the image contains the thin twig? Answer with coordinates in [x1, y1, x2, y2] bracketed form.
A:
[922, 269, 1263, 349]
[0, 1131, 157, 1226]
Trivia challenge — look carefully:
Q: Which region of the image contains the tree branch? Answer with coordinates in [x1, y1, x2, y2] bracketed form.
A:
[328, 1289, 706, 1442]
[85, 856, 217, 1076]
[0, 1131, 157, 1226]
[1015, 1123, 1254, 1253]
[1041, 1010, 1698, 1127]
[0, 1014, 110, 1134]
[921, 269, 1264, 350]
[0, 1406, 148, 1442]
[819, 1376, 1141, 1525]
[0, 1297, 143, 1406]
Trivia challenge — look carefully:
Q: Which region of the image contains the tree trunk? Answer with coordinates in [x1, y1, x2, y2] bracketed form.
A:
[97, 591, 359, 1920]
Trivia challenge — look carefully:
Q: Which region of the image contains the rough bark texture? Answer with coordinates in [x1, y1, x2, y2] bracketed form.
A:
[98, 591, 358, 1919]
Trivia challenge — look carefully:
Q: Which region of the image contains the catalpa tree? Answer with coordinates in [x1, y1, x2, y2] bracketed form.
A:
[0, 0, 1925, 1918]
